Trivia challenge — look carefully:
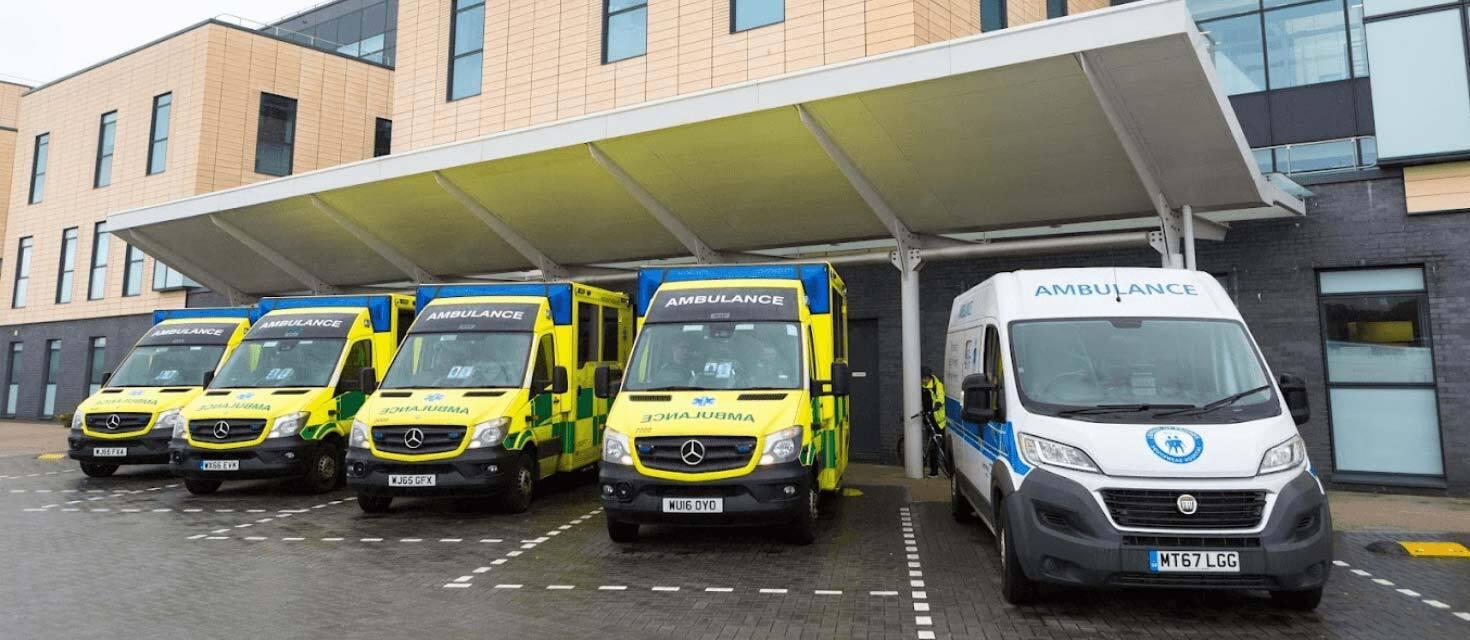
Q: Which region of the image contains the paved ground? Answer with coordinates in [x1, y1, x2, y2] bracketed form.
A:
[2, 431, 1468, 639]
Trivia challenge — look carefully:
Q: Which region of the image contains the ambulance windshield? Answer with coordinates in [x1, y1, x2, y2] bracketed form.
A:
[623, 322, 803, 391]
[382, 333, 533, 389]
[108, 345, 226, 387]
[1009, 318, 1278, 423]
[211, 339, 346, 388]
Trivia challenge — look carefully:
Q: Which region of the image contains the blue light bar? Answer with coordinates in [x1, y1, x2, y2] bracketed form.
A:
[636, 264, 831, 317]
[252, 295, 397, 332]
[152, 307, 252, 325]
[415, 283, 572, 325]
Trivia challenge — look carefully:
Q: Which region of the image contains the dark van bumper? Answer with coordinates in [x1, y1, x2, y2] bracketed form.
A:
[69, 432, 173, 465]
[345, 447, 521, 498]
[169, 439, 319, 480]
[600, 462, 811, 526]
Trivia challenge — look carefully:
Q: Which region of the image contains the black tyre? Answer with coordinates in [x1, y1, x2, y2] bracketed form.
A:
[79, 462, 119, 478]
[296, 441, 343, 495]
[607, 518, 640, 543]
[951, 472, 976, 523]
[788, 481, 819, 545]
[498, 454, 535, 514]
[1269, 587, 1324, 611]
[998, 502, 1039, 605]
[357, 494, 393, 514]
[184, 477, 222, 495]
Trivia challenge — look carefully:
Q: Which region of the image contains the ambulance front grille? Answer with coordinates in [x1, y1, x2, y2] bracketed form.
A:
[635, 436, 757, 472]
[1102, 489, 1266, 530]
[84, 412, 153, 432]
[188, 419, 267, 443]
[372, 426, 466, 454]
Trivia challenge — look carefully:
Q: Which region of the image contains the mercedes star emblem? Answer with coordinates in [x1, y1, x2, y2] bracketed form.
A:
[404, 428, 425, 450]
[680, 439, 706, 466]
[213, 421, 231, 440]
[104, 414, 121, 430]
[1176, 493, 1198, 515]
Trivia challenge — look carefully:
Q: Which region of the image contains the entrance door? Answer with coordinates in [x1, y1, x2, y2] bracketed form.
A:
[847, 319, 882, 462]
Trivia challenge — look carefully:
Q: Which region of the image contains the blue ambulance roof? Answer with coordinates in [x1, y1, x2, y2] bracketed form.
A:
[414, 283, 572, 325]
[636, 264, 831, 317]
[251, 295, 398, 332]
[152, 307, 252, 325]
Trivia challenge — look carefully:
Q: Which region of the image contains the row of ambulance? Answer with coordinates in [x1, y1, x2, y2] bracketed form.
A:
[64, 264, 1332, 608]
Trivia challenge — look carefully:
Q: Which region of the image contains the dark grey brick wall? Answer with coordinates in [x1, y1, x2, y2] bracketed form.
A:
[837, 175, 1469, 495]
[0, 313, 154, 422]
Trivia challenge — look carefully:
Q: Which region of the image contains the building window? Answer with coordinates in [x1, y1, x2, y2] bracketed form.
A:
[732, 0, 784, 32]
[1193, 0, 1366, 96]
[94, 111, 118, 188]
[255, 93, 298, 176]
[148, 93, 172, 175]
[42, 340, 60, 417]
[88, 222, 110, 300]
[87, 337, 107, 395]
[3, 343, 21, 416]
[982, 0, 1008, 32]
[12, 236, 32, 308]
[448, 0, 485, 100]
[152, 261, 195, 291]
[1255, 135, 1377, 175]
[1048, 0, 1068, 18]
[56, 227, 78, 304]
[1364, 4, 1470, 160]
[122, 245, 145, 297]
[1265, 0, 1349, 90]
[604, 0, 648, 63]
[264, 0, 397, 65]
[374, 118, 392, 157]
[1317, 267, 1443, 481]
[28, 133, 48, 204]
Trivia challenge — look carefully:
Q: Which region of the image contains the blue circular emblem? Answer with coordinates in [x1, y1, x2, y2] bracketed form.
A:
[424, 393, 445, 403]
[1146, 427, 1204, 464]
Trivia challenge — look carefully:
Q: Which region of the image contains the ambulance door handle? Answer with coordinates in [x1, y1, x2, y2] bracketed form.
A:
[851, 372, 867, 378]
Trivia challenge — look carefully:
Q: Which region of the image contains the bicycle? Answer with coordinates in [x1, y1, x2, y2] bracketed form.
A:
[893, 407, 952, 478]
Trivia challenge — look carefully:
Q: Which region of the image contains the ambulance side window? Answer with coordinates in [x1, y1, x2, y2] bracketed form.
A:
[396, 308, 414, 346]
[533, 335, 555, 391]
[338, 340, 374, 393]
[601, 306, 620, 363]
[983, 326, 1000, 383]
[577, 303, 597, 367]
[831, 289, 846, 360]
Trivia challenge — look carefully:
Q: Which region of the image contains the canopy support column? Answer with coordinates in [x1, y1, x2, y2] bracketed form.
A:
[114, 228, 254, 305]
[1182, 204, 1196, 271]
[797, 103, 925, 479]
[309, 195, 439, 284]
[432, 171, 569, 280]
[587, 143, 725, 264]
[209, 215, 340, 294]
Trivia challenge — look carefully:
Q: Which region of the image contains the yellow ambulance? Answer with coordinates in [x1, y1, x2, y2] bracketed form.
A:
[347, 283, 631, 513]
[67, 308, 252, 478]
[596, 264, 851, 544]
[170, 294, 414, 495]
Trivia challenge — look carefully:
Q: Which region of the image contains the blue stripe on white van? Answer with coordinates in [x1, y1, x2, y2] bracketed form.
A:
[945, 397, 1031, 476]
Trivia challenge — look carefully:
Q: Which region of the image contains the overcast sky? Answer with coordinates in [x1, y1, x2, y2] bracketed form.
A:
[0, 0, 322, 86]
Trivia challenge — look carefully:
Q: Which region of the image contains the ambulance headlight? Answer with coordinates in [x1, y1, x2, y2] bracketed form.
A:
[350, 419, 370, 449]
[1258, 436, 1306, 475]
[267, 412, 308, 439]
[70, 412, 85, 432]
[467, 417, 509, 449]
[1018, 433, 1100, 474]
[155, 409, 185, 437]
[603, 429, 632, 466]
[760, 426, 803, 465]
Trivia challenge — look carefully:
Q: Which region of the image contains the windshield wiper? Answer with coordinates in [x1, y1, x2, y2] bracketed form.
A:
[636, 385, 709, 392]
[1155, 385, 1272, 418]
[1056, 403, 1193, 416]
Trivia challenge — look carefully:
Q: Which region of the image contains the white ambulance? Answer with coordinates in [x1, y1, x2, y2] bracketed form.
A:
[945, 268, 1330, 609]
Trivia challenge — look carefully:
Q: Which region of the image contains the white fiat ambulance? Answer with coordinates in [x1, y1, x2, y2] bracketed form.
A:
[945, 268, 1330, 609]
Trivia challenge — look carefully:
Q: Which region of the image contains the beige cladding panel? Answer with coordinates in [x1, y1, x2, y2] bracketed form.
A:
[1404, 160, 1470, 214]
[0, 82, 26, 129]
[0, 130, 14, 252]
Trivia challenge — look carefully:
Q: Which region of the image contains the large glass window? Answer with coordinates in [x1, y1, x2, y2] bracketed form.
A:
[1047, 0, 1068, 18]
[28, 133, 47, 204]
[87, 337, 107, 395]
[153, 262, 195, 291]
[1365, 7, 1470, 159]
[449, 0, 485, 101]
[122, 245, 144, 297]
[148, 93, 172, 175]
[1201, 13, 1268, 94]
[42, 340, 60, 417]
[383, 333, 532, 389]
[109, 345, 227, 388]
[624, 322, 804, 391]
[94, 111, 117, 188]
[212, 339, 346, 388]
[1194, 0, 1365, 96]
[255, 93, 298, 176]
[56, 227, 78, 304]
[733, 0, 785, 32]
[1318, 267, 1443, 479]
[12, 237, 32, 308]
[374, 118, 392, 157]
[982, 0, 1008, 32]
[604, 0, 648, 63]
[1265, 0, 1349, 89]
[88, 222, 110, 300]
[4, 343, 21, 415]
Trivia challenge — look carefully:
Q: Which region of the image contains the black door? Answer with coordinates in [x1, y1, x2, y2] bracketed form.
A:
[847, 318, 881, 462]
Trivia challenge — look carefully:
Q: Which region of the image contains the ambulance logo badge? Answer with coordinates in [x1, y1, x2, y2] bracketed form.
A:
[425, 393, 445, 403]
[693, 396, 715, 407]
[1146, 427, 1203, 464]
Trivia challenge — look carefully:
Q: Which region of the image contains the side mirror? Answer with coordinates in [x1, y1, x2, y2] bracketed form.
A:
[829, 362, 851, 397]
[961, 373, 1000, 424]
[594, 364, 621, 399]
[550, 366, 569, 395]
[201, 371, 214, 389]
[101, 371, 113, 386]
[359, 367, 378, 396]
[1278, 373, 1309, 425]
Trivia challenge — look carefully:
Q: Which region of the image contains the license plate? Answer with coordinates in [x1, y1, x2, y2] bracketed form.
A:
[200, 460, 240, 471]
[388, 474, 436, 487]
[1149, 550, 1240, 573]
[92, 447, 127, 457]
[661, 497, 723, 514]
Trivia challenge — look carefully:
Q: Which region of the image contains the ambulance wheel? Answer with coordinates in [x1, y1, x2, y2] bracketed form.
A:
[788, 482, 819, 545]
[184, 477, 222, 495]
[357, 494, 393, 514]
[297, 441, 342, 495]
[499, 454, 535, 514]
[951, 473, 977, 523]
[607, 519, 639, 543]
[80, 462, 119, 478]
[1269, 587, 1323, 611]
[998, 503, 1039, 605]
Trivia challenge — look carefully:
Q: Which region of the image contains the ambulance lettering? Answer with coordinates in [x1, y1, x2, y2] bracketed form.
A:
[1032, 283, 1199, 297]
[663, 294, 786, 307]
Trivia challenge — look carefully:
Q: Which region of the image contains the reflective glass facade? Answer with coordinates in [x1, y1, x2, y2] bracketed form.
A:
[265, 0, 398, 66]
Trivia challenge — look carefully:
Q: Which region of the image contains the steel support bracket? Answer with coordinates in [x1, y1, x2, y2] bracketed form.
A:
[587, 143, 726, 264]
[432, 171, 569, 280]
[210, 215, 340, 294]
[309, 195, 439, 283]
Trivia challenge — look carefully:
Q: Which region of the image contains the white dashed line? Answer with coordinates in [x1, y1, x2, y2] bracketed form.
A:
[442, 583, 472, 589]
[1333, 560, 1350, 567]
[1423, 600, 1450, 609]
[870, 591, 899, 597]
[1373, 578, 1395, 586]
[759, 588, 788, 594]
[547, 585, 574, 590]
[1397, 589, 1421, 597]
[599, 586, 627, 591]
[494, 584, 522, 590]
[1454, 612, 1470, 622]
[814, 590, 842, 595]
[705, 587, 733, 593]
[651, 586, 680, 592]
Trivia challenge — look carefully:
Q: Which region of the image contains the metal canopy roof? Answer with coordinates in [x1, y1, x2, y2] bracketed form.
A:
[108, 0, 1304, 300]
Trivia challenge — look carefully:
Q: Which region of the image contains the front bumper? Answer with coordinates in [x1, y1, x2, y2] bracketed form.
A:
[345, 447, 520, 498]
[169, 438, 319, 480]
[1005, 468, 1332, 591]
[68, 432, 173, 465]
[600, 462, 811, 526]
